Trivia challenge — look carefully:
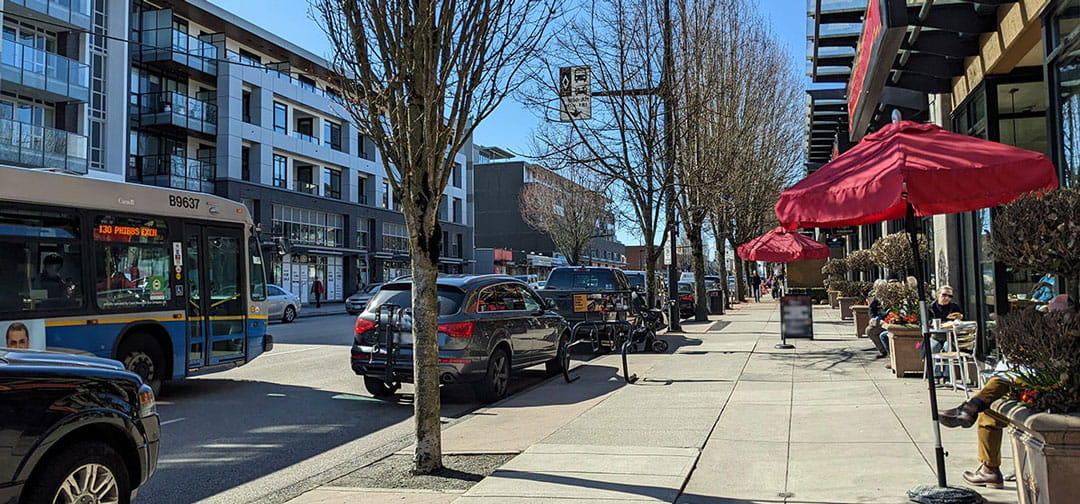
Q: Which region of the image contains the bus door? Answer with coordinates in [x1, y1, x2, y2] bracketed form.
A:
[184, 223, 247, 370]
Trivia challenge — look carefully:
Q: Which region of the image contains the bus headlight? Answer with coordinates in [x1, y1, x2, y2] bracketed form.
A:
[137, 384, 157, 418]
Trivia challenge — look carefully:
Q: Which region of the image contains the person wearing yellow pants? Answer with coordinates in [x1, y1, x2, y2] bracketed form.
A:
[938, 377, 1012, 489]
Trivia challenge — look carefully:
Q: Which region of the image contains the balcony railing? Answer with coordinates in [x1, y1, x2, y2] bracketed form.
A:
[0, 118, 88, 173]
[6, 0, 91, 29]
[138, 27, 218, 76]
[294, 180, 319, 195]
[136, 91, 218, 136]
[223, 50, 338, 100]
[1, 39, 89, 102]
[138, 154, 215, 193]
[292, 131, 320, 145]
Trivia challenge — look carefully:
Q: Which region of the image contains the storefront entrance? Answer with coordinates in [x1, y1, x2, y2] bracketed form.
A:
[273, 253, 344, 303]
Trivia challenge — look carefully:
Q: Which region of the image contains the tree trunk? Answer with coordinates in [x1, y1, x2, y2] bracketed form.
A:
[717, 244, 729, 311]
[645, 242, 659, 308]
[409, 217, 442, 474]
[734, 254, 746, 302]
[688, 222, 708, 322]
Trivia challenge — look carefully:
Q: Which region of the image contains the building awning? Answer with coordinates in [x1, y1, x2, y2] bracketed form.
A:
[290, 244, 368, 256]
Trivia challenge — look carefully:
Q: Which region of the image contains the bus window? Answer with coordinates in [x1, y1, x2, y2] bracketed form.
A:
[93, 215, 171, 310]
[248, 233, 267, 302]
[0, 208, 83, 311]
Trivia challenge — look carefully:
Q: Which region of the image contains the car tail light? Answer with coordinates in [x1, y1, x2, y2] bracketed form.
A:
[355, 318, 376, 334]
[439, 321, 476, 338]
[681, 294, 693, 301]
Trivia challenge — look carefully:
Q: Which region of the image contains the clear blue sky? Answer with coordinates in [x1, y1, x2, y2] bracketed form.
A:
[212, 0, 809, 157]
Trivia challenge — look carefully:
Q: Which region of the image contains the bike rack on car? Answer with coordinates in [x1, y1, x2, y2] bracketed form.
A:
[371, 303, 405, 389]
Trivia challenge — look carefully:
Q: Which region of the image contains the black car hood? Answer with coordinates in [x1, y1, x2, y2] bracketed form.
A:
[0, 350, 126, 372]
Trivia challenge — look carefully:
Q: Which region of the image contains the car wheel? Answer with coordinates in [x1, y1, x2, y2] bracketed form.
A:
[283, 305, 297, 323]
[475, 347, 510, 403]
[22, 440, 131, 504]
[363, 376, 399, 398]
[118, 335, 165, 395]
[545, 332, 570, 376]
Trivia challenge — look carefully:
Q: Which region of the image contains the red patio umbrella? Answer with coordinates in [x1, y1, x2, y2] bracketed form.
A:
[774, 119, 1058, 496]
[775, 121, 1058, 230]
[736, 227, 830, 263]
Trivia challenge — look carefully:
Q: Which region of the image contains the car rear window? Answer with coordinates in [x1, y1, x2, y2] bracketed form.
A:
[678, 283, 693, 294]
[364, 284, 465, 315]
[626, 274, 645, 289]
[545, 269, 619, 290]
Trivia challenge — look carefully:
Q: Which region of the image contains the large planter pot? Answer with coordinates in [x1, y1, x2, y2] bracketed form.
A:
[852, 305, 870, 338]
[828, 289, 840, 309]
[992, 400, 1080, 504]
[884, 324, 922, 377]
[838, 297, 856, 320]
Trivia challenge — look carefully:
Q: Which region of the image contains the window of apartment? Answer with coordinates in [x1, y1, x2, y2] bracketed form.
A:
[454, 233, 463, 259]
[357, 175, 368, 205]
[442, 231, 450, 255]
[452, 197, 462, 224]
[382, 222, 409, 253]
[438, 197, 448, 221]
[273, 101, 287, 134]
[324, 120, 342, 151]
[356, 218, 370, 250]
[358, 133, 374, 160]
[295, 165, 315, 194]
[452, 163, 461, 188]
[272, 154, 287, 188]
[272, 205, 344, 247]
[323, 168, 341, 199]
[382, 180, 389, 209]
[242, 90, 252, 124]
[241, 146, 251, 181]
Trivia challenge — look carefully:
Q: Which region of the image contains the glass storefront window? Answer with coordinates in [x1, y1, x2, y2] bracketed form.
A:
[1057, 48, 1080, 187]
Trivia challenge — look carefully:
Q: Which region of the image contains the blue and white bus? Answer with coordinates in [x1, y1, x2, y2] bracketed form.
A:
[0, 168, 271, 392]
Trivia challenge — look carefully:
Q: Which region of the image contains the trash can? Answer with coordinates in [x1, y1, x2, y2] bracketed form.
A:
[709, 290, 724, 314]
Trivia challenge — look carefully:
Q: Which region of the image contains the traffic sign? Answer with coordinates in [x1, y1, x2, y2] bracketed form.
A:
[559, 66, 591, 121]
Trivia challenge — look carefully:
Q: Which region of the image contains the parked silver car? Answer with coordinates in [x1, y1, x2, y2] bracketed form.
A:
[346, 283, 382, 315]
[267, 284, 302, 322]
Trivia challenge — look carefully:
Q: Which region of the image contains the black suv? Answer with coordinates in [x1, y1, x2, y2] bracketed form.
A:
[0, 350, 160, 504]
[351, 275, 570, 402]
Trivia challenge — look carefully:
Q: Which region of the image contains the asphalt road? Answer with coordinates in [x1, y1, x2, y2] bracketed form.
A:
[138, 313, 561, 504]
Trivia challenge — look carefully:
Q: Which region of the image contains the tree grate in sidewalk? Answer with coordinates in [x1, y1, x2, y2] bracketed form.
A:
[329, 453, 516, 492]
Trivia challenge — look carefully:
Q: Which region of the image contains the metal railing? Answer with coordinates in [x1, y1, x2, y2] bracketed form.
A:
[223, 50, 338, 100]
[294, 180, 319, 195]
[136, 91, 218, 135]
[0, 39, 89, 102]
[138, 27, 218, 75]
[7, 0, 91, 28]
[292, 131, 320, 145]
[0, 118, 88, 173]
[138, 154, 215, 193]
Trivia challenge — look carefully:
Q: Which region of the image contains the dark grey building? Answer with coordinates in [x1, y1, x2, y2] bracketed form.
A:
[474, 159, 624, 275]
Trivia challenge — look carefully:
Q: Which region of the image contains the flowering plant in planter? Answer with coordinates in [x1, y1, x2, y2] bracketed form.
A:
[873, 279, 920, 328]
[990, 188, 1080, 413]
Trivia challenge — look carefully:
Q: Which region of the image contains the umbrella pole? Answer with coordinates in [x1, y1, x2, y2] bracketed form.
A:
[904, 203, 985, 504]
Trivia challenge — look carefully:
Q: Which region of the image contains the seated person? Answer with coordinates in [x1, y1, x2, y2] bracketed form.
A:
[37, 254, 67, 299]
[927, 285, 964, 380]
[866, 279, 888, 358]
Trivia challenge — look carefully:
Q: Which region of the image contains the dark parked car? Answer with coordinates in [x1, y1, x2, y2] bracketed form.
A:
[677, 281, 695, 319]
[541, 267, 634, 324]
[351, 275, 570, 402]
[346, 283, 382, 315]
[0, 350, 160, 504]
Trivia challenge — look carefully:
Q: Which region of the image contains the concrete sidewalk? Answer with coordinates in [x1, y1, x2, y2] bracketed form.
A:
[285, 302, 1019, 504]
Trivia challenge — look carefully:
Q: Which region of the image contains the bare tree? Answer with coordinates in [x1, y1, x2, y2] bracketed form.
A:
[521, 0, 671, 307]
[519, 167, 610, 265]
[314, 0, 556, 474]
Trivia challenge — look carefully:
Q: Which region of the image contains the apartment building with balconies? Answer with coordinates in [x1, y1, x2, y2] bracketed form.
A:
[0, 0, 129, 179]
[125, 0, 473, 303]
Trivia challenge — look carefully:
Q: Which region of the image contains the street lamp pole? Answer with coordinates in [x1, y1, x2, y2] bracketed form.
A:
[662, 0, 681, 333]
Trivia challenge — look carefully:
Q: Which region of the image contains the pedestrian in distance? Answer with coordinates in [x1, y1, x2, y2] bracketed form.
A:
[750, 271, 762, 302]
[311, 277, 325, 309]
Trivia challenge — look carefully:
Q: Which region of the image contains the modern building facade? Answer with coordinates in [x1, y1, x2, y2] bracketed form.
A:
[474, 158, 625, 277]
[115, 0, 474, 303]
[0, 0, 129, 180]
[805, 0, 1074, 351]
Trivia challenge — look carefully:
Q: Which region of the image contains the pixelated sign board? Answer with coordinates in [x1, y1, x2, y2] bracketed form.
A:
[559, 66, 591, 122]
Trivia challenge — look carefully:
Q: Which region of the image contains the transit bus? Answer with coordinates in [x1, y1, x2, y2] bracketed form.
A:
[0, 167, 272, 392]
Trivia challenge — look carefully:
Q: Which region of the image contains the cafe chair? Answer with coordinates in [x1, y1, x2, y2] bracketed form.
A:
[931, 322, 979, 398]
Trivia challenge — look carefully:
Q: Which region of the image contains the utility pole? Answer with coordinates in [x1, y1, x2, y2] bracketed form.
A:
[663, 0, 681, 332]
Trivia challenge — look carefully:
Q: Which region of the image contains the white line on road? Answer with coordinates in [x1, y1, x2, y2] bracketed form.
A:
[160, 417, 187, 426]
[263, 346, 323, 357]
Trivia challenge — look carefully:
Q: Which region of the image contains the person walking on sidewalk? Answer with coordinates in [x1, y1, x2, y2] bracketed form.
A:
[750, 271, 762, 302]
[310, 277, 325, 309]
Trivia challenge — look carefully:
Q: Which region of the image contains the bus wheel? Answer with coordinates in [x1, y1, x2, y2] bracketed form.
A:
[118, 336, 165, 395]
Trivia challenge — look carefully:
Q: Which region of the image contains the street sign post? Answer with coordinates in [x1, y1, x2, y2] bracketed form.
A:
[559, 66, 591, 121]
